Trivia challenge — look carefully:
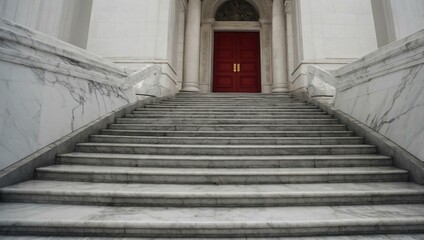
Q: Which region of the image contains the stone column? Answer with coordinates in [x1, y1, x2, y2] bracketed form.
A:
[272, 0, 289, 93]
[182, 0, 202, 92]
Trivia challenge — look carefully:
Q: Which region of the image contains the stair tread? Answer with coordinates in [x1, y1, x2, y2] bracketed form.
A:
[101, 130, 353, 133]
[91, 135, 360, 140]
[3, 180, 423, 196]
[0, 203, 423, 225]
[116, 118, 336, 121]
[109, 124, 344, 127]
[1, 235, 424, 240]
[76, 142, 374, 148]
[58, 152, 390, 160]
[36, 165, 406, 175]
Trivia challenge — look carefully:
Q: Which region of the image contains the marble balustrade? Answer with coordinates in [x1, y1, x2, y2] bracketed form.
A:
[309, 29, 424, 162]
[306, 65, 337, 100]
[0, 18, 173, 170]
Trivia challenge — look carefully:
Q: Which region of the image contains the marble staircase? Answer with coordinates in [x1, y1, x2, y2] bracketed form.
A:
[1, 93, 424, 238]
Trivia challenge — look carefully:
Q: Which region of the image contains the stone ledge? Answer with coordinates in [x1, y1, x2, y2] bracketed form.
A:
[335, 29, 424, 91]
[0, 19, 127, 77]
[0, 96, 170, 188]
[293, 91, 424, 185]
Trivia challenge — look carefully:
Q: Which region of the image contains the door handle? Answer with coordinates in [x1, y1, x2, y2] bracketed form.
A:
[237, 63, 240, 72]
[233, 63, 237, 72]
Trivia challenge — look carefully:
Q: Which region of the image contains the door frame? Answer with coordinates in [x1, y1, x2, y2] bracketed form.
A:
[200, 0, 273, 93]
[212, 31, 261, 93]
[199, 20, 272, 93]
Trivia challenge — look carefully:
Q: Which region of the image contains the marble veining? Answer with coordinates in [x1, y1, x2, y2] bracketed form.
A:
[335, 64, 424, 161]
[302, 30, 424, 162]
[1, 203, 424, 223]
[0, 20, 152, 171]
[0, 18, 128, 77]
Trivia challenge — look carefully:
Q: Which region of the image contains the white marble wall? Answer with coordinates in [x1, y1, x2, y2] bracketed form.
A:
[390, 0, 424, 40]
[290, 0, 378, 93]
[0, 0, 93, 49]
[0, 19, 137, 170]
[298, 0, 378, 60]
[87, 0, 180, 95]
[371, 0, 424, 47]
[334, 30, 424, 161]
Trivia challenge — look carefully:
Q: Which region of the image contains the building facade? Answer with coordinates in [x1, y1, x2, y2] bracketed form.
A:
[2, 0, 423, 96]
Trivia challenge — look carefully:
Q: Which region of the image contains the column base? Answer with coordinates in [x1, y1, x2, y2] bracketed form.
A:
[272, 84, 290, 93]
[181, 83, 200, 92]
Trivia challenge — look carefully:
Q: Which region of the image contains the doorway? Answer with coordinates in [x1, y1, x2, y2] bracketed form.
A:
[213, 32, 261, 92]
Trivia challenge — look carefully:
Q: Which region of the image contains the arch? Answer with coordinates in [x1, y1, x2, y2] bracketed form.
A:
[202, 0, 271, 21]
[215, 0, 259, 21]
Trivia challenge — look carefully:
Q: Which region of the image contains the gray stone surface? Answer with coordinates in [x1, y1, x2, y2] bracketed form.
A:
[2, 180, 423, 207]
[0, 203, 424, 237]
[2, 235, 424, 240]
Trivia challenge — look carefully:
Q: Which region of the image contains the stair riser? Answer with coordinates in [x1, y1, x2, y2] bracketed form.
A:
[174, 96, 291, 98]
[35, 171, 408, 184]
[132, 111, 327, 115]
[76, 145, 376, 155]
[4, 225, 422, 238]
[149, 103, 311, 107]
[100, 130, 354, 137]
[2, 193, 421, 207]
[89, 136, 362, 145]
[172, 97, 292, 99]
[133, 109, 323, 112]
[115, 119, 339, 125]
[57, 157, 392, 168]
[107, 125, 347, 131]
[125, 114, 333, 119]
[158, 100, 302, 106]
[139, 106, 319, 110]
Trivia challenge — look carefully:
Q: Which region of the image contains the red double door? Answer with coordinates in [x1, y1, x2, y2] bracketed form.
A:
[213, 32, 261, 93]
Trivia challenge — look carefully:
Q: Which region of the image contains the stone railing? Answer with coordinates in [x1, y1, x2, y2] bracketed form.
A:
[306, 65, 337, 104]
[0, 18, 173, 170]
[306, 29, 424, 162]
[123, 65, 162, 97]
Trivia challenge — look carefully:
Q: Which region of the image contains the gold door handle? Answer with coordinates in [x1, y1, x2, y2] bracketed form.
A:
[237, 63, 240, 72]
[233, 63, 237, 72]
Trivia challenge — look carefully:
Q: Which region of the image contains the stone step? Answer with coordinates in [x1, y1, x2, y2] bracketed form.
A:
[57, 153, 391, 168]
[89, 135, 362, 145]
[115, 118, 339, 125]
[175, 94, 290, 98]
[0, 203, 422, 237]
[150, 102, 311, 107]
[35, 165, 407, 184]
[131, 111, 328, 116]
[2, 181, 423, 207]
[163, 100, 302, 103]
[75, 143, 376, 156]
[139, 105, 319, 110]
[133, 108, 323, 112]
[2, 235, 424, 240]
[172, 96, 292, 100]
[125, 113, 333, 119]
[107, 124, 347, 131]
[100, 129, 354, 137]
